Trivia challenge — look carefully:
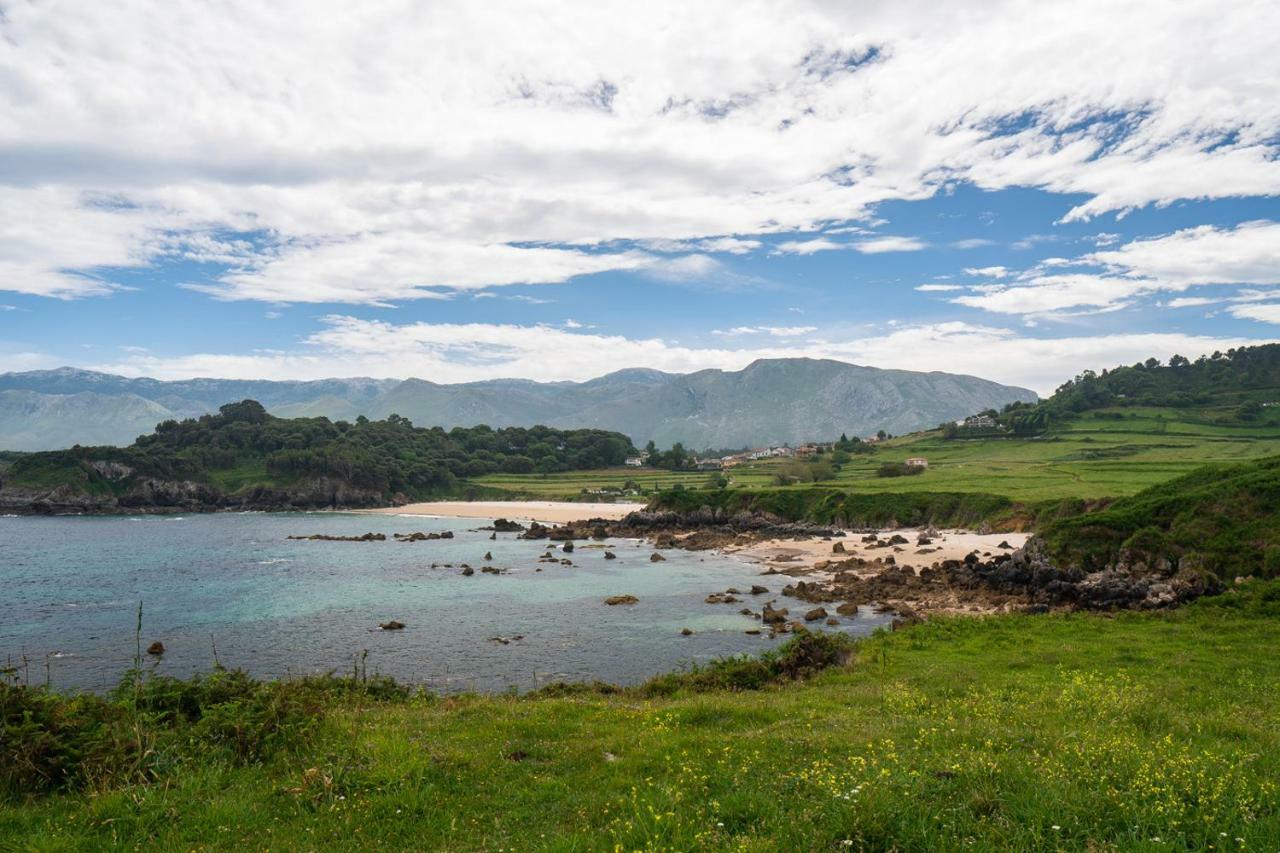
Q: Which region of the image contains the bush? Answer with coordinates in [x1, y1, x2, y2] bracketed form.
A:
[876, 462, 925, 478]
[1, 669, 409, 798]
[637, 631, 855, 696]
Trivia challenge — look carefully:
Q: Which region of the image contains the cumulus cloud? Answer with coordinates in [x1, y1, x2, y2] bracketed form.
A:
[952, 221, 1280, 319]
[1229, 303, 1280, 324]
[1, 1, 1277, 302]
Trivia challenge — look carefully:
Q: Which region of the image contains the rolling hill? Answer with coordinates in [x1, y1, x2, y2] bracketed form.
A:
[0, 360, 1036, 451]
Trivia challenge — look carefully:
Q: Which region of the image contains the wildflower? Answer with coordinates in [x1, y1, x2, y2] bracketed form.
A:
[1052, 825, 1061, 831]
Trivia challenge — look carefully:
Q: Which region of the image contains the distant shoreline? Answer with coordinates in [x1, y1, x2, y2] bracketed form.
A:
[357, 500, 644, 524]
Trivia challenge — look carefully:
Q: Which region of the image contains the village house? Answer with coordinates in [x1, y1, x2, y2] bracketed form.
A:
[906, 456, 929, 469]
[962, 414, 998, 429]
[624, 456, 645, 467]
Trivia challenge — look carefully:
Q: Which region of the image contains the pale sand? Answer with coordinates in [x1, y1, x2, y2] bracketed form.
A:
[722, 528, 1032, 574]
[360, 500, 643, 524]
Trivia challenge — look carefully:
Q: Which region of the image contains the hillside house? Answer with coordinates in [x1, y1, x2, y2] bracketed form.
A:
[906, 456, 929, 469]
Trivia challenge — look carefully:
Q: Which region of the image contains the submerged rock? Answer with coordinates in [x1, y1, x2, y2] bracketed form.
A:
[379, 620, 406, 631]
[146, 641, 165, 656]
[604, 595, 639, 606]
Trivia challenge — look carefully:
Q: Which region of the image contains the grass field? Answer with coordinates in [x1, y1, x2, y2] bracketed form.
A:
[472, 404, 1280, 503]
[4, 582, 1278, 850]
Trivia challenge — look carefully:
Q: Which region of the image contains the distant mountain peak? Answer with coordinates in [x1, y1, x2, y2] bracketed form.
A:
[0, 360, 1037, 451]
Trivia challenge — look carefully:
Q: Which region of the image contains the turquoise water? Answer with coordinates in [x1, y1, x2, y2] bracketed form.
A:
[1, 512, 889, 692]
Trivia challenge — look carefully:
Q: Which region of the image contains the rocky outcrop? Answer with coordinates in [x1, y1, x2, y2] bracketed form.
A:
[804, 536, 1223, 614]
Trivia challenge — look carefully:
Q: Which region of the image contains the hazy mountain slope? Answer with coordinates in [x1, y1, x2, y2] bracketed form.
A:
[630, 359, 1036, 448]
[0, 361, 1036, 451]
[0, 390, 179, 451]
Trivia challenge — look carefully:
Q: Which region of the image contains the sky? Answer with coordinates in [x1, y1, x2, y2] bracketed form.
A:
[1, 1, 1279, 396]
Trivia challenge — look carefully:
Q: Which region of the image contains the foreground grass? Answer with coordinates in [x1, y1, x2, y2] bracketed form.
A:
[4, 587, 1280, 850]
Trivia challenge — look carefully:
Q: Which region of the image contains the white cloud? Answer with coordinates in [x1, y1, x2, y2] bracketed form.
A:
[964, 266, 1010, 278]
[712, 325, 818, 337]
[952, 238, 996, 249]
[1229, 303, 1280, 324]
[952, 274, 1151, 316]
[1, 1, 1277, 302]
[1088, 220, 1280, 286]
[915, 284, 964, 292]
[853, 236, 928, 254]
[954, 221, 1280, 319]
[774, 238, 844, 256]
[86, 315, 1268, 397]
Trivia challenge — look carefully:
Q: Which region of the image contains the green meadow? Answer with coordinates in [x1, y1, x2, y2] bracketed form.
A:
[5, 583, 1279, 850]
[473, 403, 1280, 503]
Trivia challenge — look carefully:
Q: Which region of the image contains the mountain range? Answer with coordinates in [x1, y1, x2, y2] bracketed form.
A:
[0, 360, 1037, 452]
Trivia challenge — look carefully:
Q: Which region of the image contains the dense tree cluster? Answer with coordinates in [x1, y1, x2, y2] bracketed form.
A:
[994, 344, 1280, 436]
[30, 401, 635, 497]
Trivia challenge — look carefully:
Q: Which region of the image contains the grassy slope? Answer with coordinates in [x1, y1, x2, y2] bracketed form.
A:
[4, 585, 1279, 850]
[471, 404, 1280, 503]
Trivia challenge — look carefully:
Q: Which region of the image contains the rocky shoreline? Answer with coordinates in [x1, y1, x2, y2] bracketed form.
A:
[524, 508, 1225, 618]
[1, 488, 1225, 617]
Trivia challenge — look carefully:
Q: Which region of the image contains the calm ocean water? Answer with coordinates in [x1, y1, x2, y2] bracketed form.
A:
[1, 512, 889, 693]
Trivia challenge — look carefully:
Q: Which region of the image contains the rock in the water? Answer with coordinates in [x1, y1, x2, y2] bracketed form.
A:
[832, 541, 846, 553]
[379, 620, 406, 631]
[289, 532, 386, 542]
[562, 541, 574, 553]
[680, 627, 693, 636]
[492, 518, 524, 532]
[649, 552, 666, 562]
[146, 641, 165, 656]
[836, 601, 859, 616]
[804, 607, 828, 622]
[461, 566, 475, 576]
[604, 551, 617, 560]
[998, 540, 1013, 549]
[750, 584, 769, 594]
[484, 551, 493, 561]
[762, 601, 788, 624]
[825, 617, 840, 626]
[605, 595, 639, 606]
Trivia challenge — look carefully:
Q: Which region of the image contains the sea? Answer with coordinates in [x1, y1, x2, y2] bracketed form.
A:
[0, 511, 890, 693]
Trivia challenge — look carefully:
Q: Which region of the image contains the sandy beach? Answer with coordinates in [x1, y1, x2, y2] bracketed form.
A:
[723, 528, 1032, 574]
[361, 500, 643, 524]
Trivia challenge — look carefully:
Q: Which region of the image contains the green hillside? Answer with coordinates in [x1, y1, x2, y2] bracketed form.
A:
[473, 346, 1280, 503]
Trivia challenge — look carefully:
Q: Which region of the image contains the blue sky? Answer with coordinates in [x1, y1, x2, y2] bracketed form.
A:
[1, 1, 1278, 395]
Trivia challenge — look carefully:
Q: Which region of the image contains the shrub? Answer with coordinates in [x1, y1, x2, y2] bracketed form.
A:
[876, 462, 925, 478]
[1, 669, 409, 798]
